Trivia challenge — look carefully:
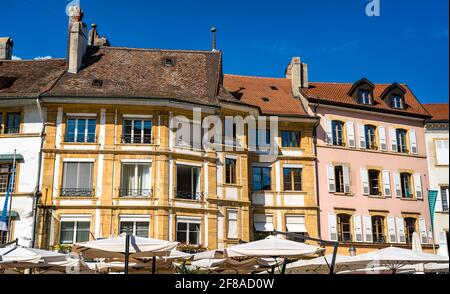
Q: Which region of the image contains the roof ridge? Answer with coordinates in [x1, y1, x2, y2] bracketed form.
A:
[98, 46, 219, 54]
[225, 73, 288, 80]
[0, 58, 66, 63]
[310, 81, 406, 86]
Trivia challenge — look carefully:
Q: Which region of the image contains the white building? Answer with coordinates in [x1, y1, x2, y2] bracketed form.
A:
[424, 103, 449, 256]
[0, 37, 65, 246]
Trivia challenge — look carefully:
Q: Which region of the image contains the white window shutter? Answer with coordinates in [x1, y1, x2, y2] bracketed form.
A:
[378, 126, 387, 151]
[343, 165, 350, 193]
[409, 130, 418, 154]
[346, 122, 356, 148]
[387, 216, 397, 243]
[360, 168, 369, 196]
[325, 119, 332, 145]
[419, 218, 428, 244]
[393, 171, 402, 198]
[439, 232, 448, 256]
[435, 140, 449, 165]
[363, 215, 373, 242]
[327, 164, 336, 192]
[382, 170, 391, 197]
[389, 128, 398, 152]
[358, 124, 366, 149]
[227, 210, 238, 239]
[396, 217, 406, 243]
[413, 173, 423, 199]
[435, 189, 443, 212]
[328, 213, 338, 241]
[353, 215, 363, 242]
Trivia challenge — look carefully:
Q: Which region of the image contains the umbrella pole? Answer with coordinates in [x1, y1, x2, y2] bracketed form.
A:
[329, 242, 338, 275]
[124, 232, 130, 275]
[152, 256, 156, 275]
[281, 258, 288, 274]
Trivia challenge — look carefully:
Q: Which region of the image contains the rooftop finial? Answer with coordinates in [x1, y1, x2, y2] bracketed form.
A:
[211, 27, 217, 52]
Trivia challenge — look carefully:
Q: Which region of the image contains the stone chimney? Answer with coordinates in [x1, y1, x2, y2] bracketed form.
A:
[67, 6, 87, 74]
[0, 37, 13, 60]
[88, 24, 110, 47]
[285, 57, 309, 97]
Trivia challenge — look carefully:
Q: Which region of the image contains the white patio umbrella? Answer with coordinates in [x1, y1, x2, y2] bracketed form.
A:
[338, 262, 449, 274]
[342, 246, 449, 274]
[225, 236, 323, 259]
[279, 254, 360, 274]
[411, 232, 425, 274]
[0, 246, 41, 266]
[73, 233, 179, 260]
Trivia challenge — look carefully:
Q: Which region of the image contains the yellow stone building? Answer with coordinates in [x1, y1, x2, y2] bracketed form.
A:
[33, 12, 319, 251]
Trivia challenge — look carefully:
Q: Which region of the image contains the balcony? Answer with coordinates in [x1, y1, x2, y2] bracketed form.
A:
[119, 188, 152, 198]
[60, 188, 95, 197]
[122, 135, 154, 145]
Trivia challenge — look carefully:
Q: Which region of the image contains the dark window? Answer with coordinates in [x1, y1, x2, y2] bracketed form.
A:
[396, 129, 408, 153]
[123, 119, 152, 144]
[0, 164, 15, 193]
[283, 168, 302, 191]
[365, 125, 377, 150]
[120, 221, 149, 238]
[337, 214, 352, 242]
[404, 218, 416, 244]
[176, 165, 200, 200]
[334, 166, 344, 193]
[256, 129, 270, 146]
[225, 158, 237, 184]
[332, 121, 344, 146]
[65, 118, 96, 143]
[91, 79, 103, 87]
[281, 131, 301, 148]
[6, 113, 20, 134]
[0, 219, 9, 244]
[164, 58, 175, 66]
[372, 216, 386, 243]
[358, 89, 372, 105]
[252, 166, 271, 191]
[176, 222, 200, 245]
[440, 186, 449, 212]
[60, 221, 90, 244]
[391, 95, 403, 109]
[368, 170, 381, 196]
[400, 173, 412, 198]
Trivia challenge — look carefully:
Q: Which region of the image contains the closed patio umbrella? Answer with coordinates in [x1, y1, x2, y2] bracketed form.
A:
[411, 232, 425, 274]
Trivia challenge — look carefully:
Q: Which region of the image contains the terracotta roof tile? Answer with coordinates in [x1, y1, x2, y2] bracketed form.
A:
[0, 59, 66, 98]
[45, 47, 222, 106]
[223, 74, 309, 116]
[423, 103, 449, 121]
[302, 82, 430, 118]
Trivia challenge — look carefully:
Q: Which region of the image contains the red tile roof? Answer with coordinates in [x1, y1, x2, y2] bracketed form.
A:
[0, 59, 66, 98]
[45, 46, 223, 106]
[223, 74, 309, 116]
[423, 103, 449, 121]
[302, 82, 431, 118]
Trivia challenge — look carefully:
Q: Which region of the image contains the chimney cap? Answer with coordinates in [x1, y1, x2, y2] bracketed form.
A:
[91, 23, 97, 28]
[211, 27, 217, 32]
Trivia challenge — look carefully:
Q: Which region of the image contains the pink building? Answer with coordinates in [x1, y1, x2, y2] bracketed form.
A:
[295, 72, 433, 253]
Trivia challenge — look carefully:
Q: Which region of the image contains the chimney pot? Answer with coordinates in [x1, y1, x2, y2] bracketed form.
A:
[211, 27, 217, 52]
[0, 37, 13, 60]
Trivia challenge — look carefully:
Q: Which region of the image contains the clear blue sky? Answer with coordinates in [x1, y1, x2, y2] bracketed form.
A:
[1, 0, 448, 103]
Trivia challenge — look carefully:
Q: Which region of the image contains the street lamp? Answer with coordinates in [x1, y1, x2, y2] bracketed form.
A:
[349, 244, 357, 256]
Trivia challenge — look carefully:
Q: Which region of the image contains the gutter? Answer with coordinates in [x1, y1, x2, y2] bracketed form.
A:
[31, 98, 45, 248]
[312, 101, 322, 238]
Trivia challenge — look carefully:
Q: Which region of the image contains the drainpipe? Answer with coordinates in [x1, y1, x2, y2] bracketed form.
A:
[312, 101, 322, 238]
[31, 98, 45, 248]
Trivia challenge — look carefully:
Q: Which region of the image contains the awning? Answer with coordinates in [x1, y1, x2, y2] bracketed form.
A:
[0, 211, 20, 220]
[286, 216, 307, 233]
[253, 214, 274, 232]
[0, 154, 24, 163]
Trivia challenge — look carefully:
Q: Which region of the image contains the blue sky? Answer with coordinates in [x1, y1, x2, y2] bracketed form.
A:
[1, 0, 448, 103]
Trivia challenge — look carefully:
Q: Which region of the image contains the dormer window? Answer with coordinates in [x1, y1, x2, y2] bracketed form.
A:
[391, 95, 404, 109]
[358, 89, 372, 105]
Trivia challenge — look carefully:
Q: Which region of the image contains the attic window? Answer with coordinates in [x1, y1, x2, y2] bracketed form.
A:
[391, 95, 404, 109]
[270, 86, 278, 91]
[164, 58, 175, 67]
[358, 89, 372, 105]
[261, 97, 271, 103]
[92, 79, 103, 87]
[0, 76, 17, 90]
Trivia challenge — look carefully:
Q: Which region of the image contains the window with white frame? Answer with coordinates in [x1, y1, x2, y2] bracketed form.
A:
[227, 210, 238, 239]
[440, 186, 449, 212]
[120, 163, 151, 197]
[176, 164, 200, 200]
[61, 162, 93, 196]
[358, 89, 372, 105]
[59, 219, 91, 244]
[176, 218, 201, 245]
[65, 118, 96, 143]
[123, 119, 152, 144]
[435, 139, 449, 165]
[391, 95, 404, 109]
[119, 216, 150, 238]
[0, 163, 16, 193]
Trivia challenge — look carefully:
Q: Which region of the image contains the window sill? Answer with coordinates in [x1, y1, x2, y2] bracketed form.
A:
[62, 142, 99, 146]
[120, 143, 158, 147]
[223, 183, 241, 188]
[367, 195, 385, 199]
[333, 192, 354, 197]
[0, 133, 40, 138]
[400, 197, 419, 201]
[283, 190, 307, 194]
[173, 198, 203, 203]
[56, 196, 97, 200]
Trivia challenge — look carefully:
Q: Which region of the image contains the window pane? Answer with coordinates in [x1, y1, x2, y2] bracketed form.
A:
[252, 168, 262, 191]
[262, 167, 271, 190]
[63, 163, 78, 189]
[293, 169, 302, 191]
[76, 119, 86, 142]
[60, 222, 75, 244]
[87, 119, 96, 142]
[120, 222, 134, 234]
[226, 158, 236, 184]
[122, 164, 136, 192]
[134, 120, 143, 143]
[283, 168, 292, 191]
[76, 222, 90, 242]
[66, 119, 76, 142]
[78, 163, 92, 189]
[136, 222, 149, 238]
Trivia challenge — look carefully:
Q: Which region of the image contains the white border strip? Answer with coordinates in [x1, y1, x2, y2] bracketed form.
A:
[122, 114, 154, 119]
[175, 161, 202, 167]
[120, 159, 153, 163]
[62, 158, 96, 163]
[66, 113, 98, 118]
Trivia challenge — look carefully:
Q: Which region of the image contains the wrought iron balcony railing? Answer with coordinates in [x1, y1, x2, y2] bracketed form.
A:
[119, 188, 153, 198]
[60, 187, 95, 197]
[122, 135, 154, 145]
[5, 127, 20, 134]
[175, 191, 203, 201]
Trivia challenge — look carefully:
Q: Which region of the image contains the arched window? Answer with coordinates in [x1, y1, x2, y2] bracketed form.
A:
[337, 214, 352, 242]
[372, 216, 386, 243]
[332, 120, 344, 146]
[404, 217, 416, 244]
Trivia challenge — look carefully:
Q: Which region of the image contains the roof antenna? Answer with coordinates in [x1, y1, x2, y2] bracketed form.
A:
[211, 27, 217, 52]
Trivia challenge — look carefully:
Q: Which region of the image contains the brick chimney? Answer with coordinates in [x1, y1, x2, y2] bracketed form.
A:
[67, 5, 87, 74]
[88, 24, 110, 47]
[285, 57, 309, 97]
[0, 37, 13, 60]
